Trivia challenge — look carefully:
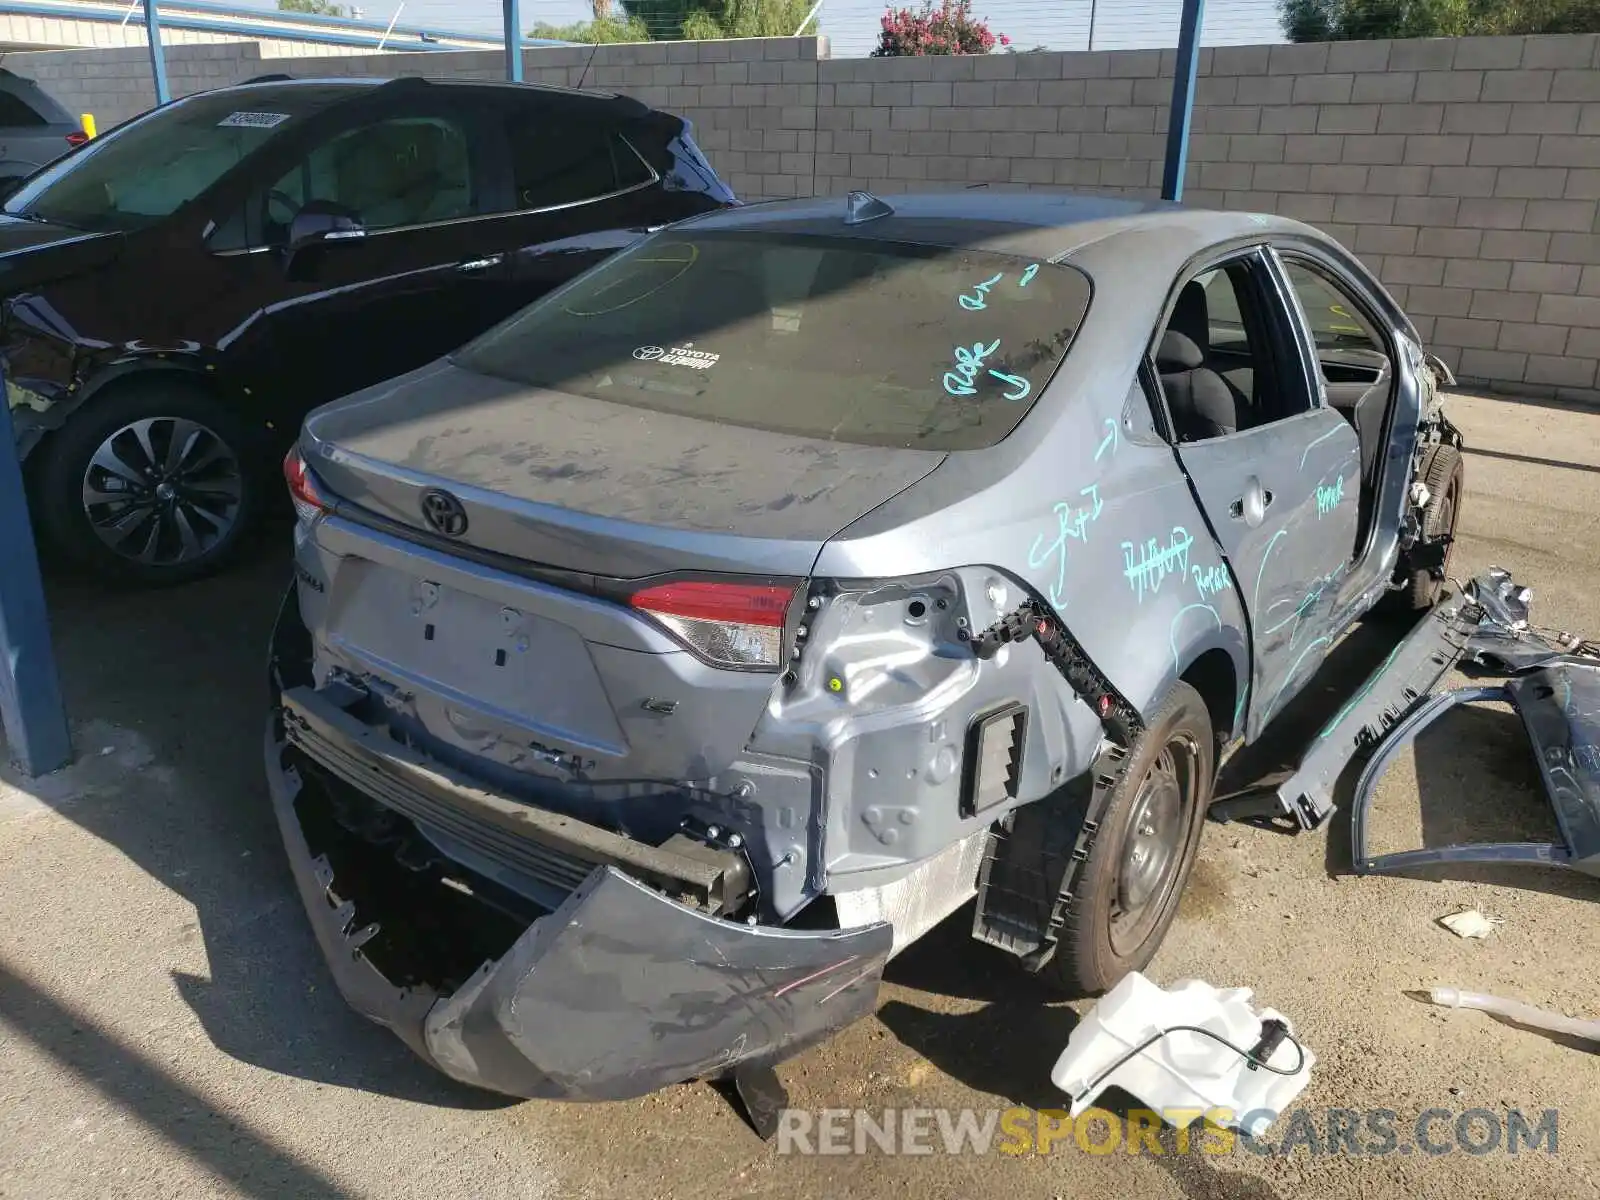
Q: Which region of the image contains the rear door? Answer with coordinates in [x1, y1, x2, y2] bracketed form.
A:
[488, 102, 713, 304]
[1155, 248, 1362, 738]
[217, 91, 518, 416]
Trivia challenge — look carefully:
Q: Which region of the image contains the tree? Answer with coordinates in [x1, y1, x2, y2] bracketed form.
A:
[873, 0, 1008, 55]
[278, 0, 350, 15]
[618, 0, 819, 40]
[1279, 0, 1600, 39]
[529, 15, 652, 42]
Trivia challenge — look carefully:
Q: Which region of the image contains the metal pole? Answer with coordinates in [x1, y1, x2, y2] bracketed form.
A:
[377, 2, 404, 50]
[0, 368, 72, 777]
[1086, 0, 1096, 51]
[503, 0, 523, 82]
[143, 0, 170, 106]
[793, 0, 824, 36]
[1160, 0, 1204, 202]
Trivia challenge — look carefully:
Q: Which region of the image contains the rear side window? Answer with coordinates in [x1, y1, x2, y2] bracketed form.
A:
[0, 92, 45, 127]
[454, 230, 1091, 451]
[265, 114, 476, 237]
[505, 118, 654, 210]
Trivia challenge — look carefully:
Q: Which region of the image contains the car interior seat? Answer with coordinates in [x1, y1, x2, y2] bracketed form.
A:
[1167, 280, 1254, 422]
[332, 122, 471, 228]
[1157, 329, 1240, 442]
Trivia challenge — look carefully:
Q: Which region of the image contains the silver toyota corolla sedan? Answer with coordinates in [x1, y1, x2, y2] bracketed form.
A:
[264, 189, 1464, 1117]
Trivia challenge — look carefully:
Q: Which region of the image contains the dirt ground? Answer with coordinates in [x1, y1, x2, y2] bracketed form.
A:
[2, 389, 1598, 1200]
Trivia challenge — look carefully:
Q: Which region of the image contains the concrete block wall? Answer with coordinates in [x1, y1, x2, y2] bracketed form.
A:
[13, 32, 1600, 400]
[792, 34, 1600, 402]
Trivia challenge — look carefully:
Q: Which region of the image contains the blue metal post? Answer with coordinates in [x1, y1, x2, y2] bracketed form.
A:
[144, 0, 171, 105]
[0, 369, 72, 777]
[1161, 0, 1205, 202]
[503, 0, 523, 82]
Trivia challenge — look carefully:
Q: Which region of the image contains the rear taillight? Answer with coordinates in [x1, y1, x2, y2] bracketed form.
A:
[65, 131, 88, 147]
[283, 447, 329, 524]
[629, 580, 795, 669]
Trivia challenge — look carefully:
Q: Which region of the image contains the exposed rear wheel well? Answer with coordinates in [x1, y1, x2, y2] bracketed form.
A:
[1179, 649, 1237, 749]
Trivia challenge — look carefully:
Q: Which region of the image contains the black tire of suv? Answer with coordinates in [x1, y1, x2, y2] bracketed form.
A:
[1393, 444, 1464, 613]
[1036, 681, 1215, 997]
[32, 379, 262, 588]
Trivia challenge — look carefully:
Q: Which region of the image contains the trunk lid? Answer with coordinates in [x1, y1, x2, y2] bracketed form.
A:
[302, 359, 947, 580]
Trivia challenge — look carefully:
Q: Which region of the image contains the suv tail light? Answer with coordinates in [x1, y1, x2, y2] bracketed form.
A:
[65, 131, 88, 147]
[283, 447, 329, 524]
[629, 580, 796, 669]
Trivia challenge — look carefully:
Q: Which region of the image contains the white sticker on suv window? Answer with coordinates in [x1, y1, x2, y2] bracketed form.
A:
[217, 111, 291, 129]
[634, 343, 719, 369]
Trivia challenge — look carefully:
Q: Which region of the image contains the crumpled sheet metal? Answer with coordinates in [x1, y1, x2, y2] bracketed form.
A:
[1461, 566, 1600, 674]
[1352, 568, 1600, 879]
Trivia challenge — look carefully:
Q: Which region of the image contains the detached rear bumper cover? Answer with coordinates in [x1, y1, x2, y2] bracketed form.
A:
[263, 724, 893, 1101]
[1345, 567, 1600, 878]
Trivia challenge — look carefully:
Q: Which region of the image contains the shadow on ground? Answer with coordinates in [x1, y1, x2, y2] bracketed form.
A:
[0, 956, 356, 1200]
[1351, 688, 1600, 903]
[32, 519, 509, 1111]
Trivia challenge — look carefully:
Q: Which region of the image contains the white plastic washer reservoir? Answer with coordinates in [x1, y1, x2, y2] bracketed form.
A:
[1050, 971, 1315, 1139]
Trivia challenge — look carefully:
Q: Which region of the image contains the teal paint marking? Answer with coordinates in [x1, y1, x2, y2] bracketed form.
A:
[943, 339, 1000, 396]
[989, 370, 1030, 401]
[1094, 416, 1120, 462]
[1298, 424, 1348, 470]
[1192, 562, 1231, 601]
[1265, 635, 1332, 717]
[1168, 602, 1222, 672]
[1028, 483, 1104, 609]
[1316, 475, 1346, 517]
[958, 273, 1004, 311]
[1020, 264, 1040, 286]
[1122, 527, 1195, 602]
[1260, 561, 1349, 642]
[1252, 528, 1288, 619]
[1317, 640, 1403, 739]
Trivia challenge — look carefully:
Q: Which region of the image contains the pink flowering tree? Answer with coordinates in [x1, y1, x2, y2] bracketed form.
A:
[872, 0, 1010, 55]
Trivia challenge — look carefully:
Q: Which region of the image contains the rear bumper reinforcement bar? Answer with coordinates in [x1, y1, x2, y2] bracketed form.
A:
[280, 684, 752, 915]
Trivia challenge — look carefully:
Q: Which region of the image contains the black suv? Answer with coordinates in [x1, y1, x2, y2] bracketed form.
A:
[1, 77, 737, 584]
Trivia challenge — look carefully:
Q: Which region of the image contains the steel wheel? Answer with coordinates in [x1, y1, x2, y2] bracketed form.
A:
[1109, 734, 1199, 958]
[80, 416, 244, 567]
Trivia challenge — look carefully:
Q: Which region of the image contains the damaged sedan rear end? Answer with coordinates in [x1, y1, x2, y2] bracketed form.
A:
[265, 190, 1468, 1119]
[264, 197, 1108, 1113]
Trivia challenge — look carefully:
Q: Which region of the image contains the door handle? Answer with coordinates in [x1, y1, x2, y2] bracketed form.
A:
[1229, 478, 1271, 526]
[457, 253, 504, 272]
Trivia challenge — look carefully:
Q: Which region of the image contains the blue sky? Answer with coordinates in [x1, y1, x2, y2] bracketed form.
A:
[231, 0, 1286, 60]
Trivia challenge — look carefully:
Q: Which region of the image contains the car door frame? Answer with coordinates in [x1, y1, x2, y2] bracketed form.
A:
[1141, 238, 1365, 741]
[472, 96, 701, 306]
[194, 87, 522, 420]
[1261, 237, 1426, 631]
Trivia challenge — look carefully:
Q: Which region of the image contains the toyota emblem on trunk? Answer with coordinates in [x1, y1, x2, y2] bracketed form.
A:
[419, 488, 468, 537]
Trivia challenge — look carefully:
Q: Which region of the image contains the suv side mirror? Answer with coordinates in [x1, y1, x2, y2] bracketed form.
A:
[287, 202, 364, 251]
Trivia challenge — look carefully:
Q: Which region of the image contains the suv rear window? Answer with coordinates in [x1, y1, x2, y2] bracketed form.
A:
[454, 230, 1091, 451]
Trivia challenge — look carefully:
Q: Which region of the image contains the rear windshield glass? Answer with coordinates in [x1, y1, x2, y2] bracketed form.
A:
[453, 229, 1092, 451]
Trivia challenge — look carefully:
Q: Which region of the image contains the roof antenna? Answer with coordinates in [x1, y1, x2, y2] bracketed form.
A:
[844, 190, 894, 225]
